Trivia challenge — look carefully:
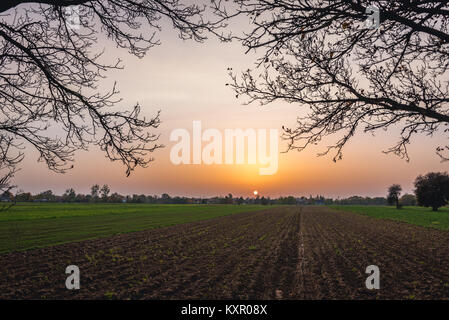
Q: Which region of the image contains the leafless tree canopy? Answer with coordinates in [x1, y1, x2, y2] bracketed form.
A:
[0, 0, 223, 193]
[218, 0, 449, 162]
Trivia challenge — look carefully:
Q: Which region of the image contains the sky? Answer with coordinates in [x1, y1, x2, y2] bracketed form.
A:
[12, 9, 449, 199]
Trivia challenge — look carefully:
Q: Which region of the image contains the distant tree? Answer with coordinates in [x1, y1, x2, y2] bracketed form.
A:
[414, 172, 449, 211]
[261, 196, 269, 205]
[130, 194, 147, 203]
[100, 184, 110, 202]
[400, 194, 417, 206]
[344, 196, 364, 205]
[172, 196, 188, 204]
[62, 188, 76, 202]
[90, 184, 100, 202]
[372, 197, 388, 206]
[16, 192, 32, 202]
[109, 192, 124, 203]
[36, 190, 54, 201]
[146, 195, 157, 204]
[137, 194, 148, 203]
[75, 193, 88, 203]
[387, 184, 402, 209]
[161, 193, 171, 204]
[333, 196, 388, 205]
[277, 196, 296, 205]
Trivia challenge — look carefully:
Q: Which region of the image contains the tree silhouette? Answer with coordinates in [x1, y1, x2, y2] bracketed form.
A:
[100, 184, 110, 201]
[400, 193, 416, 206]
[218, 1, 449, 162]
[414, 172, 449, 211]
[387, 184, 402, 209]
[0, 0, 223, 193]
[90, 183, 100, 202]
[62, 187, 76, 202]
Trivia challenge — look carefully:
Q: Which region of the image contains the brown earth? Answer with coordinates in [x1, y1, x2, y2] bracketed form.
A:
[0, 206, 448, 299]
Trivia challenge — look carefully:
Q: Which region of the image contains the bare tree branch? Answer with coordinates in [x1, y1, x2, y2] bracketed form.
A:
[218, 0, 449, 162]
[0, 0, 224, 193]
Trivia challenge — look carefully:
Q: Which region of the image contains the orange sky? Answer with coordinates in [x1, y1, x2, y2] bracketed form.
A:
[13, 19, 449, 198]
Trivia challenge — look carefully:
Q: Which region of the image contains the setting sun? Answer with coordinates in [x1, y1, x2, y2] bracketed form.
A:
[253, 190, 258, 196]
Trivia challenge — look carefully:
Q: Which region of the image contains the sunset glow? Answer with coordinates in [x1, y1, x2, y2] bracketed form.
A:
[10, 20, 448, 199]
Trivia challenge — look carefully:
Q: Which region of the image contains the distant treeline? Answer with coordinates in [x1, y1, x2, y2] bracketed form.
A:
[0, 185, 417, 206]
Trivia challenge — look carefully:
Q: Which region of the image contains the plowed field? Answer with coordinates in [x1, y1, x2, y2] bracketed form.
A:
[1, 206, 448, 299]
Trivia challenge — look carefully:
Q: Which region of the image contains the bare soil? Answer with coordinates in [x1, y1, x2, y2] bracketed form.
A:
[0, 206, 448, 299]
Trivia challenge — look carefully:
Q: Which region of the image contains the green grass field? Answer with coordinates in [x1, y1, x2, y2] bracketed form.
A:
[330, 205, 449, 230]
[0, 203, 269, 254]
